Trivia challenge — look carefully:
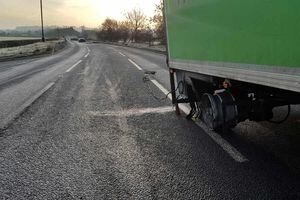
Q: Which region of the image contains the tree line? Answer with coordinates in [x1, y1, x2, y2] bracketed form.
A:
[89, 0, 165, 45]
[0, 1, 165, 44]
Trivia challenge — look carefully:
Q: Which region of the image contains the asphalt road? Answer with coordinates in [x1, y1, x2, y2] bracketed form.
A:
[0, 41, 85, 128]
[0, 42, 299, 199]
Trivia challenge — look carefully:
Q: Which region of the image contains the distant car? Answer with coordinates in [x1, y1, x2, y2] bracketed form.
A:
[78, 38, 86, 43]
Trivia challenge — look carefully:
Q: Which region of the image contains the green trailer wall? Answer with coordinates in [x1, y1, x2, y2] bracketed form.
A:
[165, 0, 300, 68]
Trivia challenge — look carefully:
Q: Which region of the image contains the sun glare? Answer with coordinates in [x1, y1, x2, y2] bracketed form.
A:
[0, 0, 160, 29]
[86, 0, 160, 27]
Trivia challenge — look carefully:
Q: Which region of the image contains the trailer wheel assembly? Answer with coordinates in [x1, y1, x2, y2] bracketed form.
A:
[200, 92, 238, 130]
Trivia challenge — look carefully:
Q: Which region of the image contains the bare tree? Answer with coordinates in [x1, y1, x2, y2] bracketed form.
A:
[97, 11, 152, 43]
[125, 8, 147, 42]
[101, 18, 119, 41]
[101, 18, 118, 31]
[118, 21, 131, 43]
[152, 0, 166, 44]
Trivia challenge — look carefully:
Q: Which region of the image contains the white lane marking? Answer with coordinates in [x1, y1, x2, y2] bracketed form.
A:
[66, 60, 82, 73]
[197, 123, 249, 162]
[150, 78, 249, 163]
[1, 82, 55, 129]
[44, 82, 55, 91]
[128, 59, 142, 71]
[119, 52, 126, 57]
[84, 53, 90, 58]
[151, 79, 170, 97]
[87, 47, 90, 52]
[88, 106, 174, 117]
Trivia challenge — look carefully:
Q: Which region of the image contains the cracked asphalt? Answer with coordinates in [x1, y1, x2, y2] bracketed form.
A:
[0, 43, 299, 199]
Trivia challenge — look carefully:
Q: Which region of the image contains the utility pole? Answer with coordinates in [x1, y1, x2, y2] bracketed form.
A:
[40, 0, 45, 42]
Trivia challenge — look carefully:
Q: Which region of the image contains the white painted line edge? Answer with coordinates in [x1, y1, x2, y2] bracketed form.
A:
[1, 82, 55, 129]
[181, 105, 249, 163]
[128, 59, 142, 71]
[84, 53, 90, 58]
[66, 60, 82, 73]
[119, 52, 126, 57]
[150, 78, 249, 163]
[151, 79, 170, 97]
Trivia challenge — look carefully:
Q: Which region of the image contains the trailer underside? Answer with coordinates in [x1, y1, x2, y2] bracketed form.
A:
[170, 67, 300, 131]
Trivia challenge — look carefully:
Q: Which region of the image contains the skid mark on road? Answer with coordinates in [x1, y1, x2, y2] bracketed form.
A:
[105, 76, 120, 102]
[103, 75, 152, 198]
[88, 106, 174, 117]
[104, 75, 129, 132]
[83, 65, 90, 76]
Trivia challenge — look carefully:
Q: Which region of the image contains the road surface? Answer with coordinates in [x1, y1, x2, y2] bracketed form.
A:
[0, 42, 299, 199]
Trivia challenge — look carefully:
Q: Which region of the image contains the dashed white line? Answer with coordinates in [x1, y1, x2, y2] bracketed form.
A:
[119, 52, 126, 57]
[87, 47, 90, 52]
[128, 59, 142, 71]
[84, 53, 90, 58]
[66, 60, 82, 73]
[150, 78, 249, 163]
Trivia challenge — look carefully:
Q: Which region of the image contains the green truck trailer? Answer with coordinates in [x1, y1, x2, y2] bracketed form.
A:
[164, 0, 300, 130]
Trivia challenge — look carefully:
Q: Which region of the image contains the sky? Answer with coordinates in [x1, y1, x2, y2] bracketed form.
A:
[0, 0, 160, 29]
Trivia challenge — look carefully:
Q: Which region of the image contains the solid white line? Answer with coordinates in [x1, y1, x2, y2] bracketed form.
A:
[150, 78, 249, 163]
[151, 79, 170, 98]
[1, 82, 55, 129]
[84, 53, 90, 58]
[66, 60, 82, 73]
[119, 52, 126, 57]
[180, 105, 249, 163]
[128, 59, 142, 71]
